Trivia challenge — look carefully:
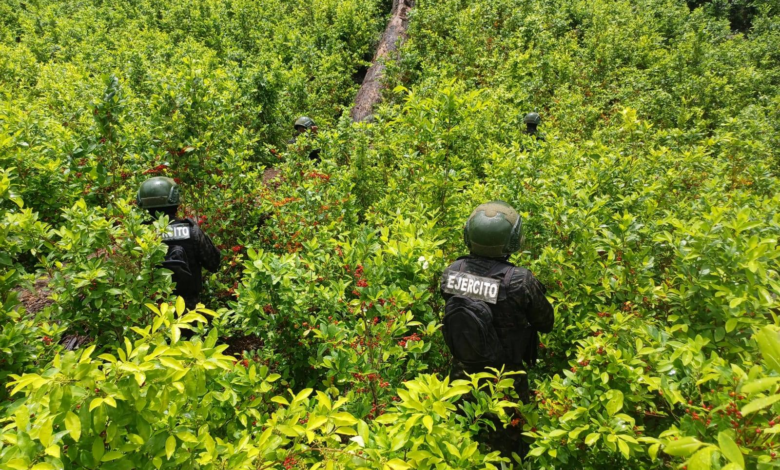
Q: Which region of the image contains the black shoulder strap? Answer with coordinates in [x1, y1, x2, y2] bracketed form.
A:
[502, 265, 516, 290]
[454, 259, 467, 272]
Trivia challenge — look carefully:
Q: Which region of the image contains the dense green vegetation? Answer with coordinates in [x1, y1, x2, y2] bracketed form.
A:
[2, 0, 780, 468]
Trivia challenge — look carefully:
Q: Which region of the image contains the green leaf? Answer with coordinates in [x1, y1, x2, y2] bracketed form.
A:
[92, 437, 105, 463]
[725, 318, 739, 333]
[718, 432, 744, 467]
[722, 464, 744, 470]
[89, 398, 104, 411]
[441, 385, 471, 400]
[375, 413, 400, 424]
[293, 388, 313, 403]
[6, 460, 29, 470]
[649, 443, 660, 461]
[80, 345, 96, 363]
[65, 410, 81, 442]
[31, 464, 55, 470]
[584, 433, 600, 446]
[165, 435, 176, 460]
[331, 412, 358, 426]
[45, 445, 60, 458]
[102, 451, 124, 462]
[175, 296, 185, 315]
[687, 447, 713, 470]
[306, 415, 328, 431]
[605, 390, 624, 416]
[617, 439, 630, 459]
[271, 396, 289, 406]
[386, 459, 411, 470]
[423, 415, 433, 433]
[742, 377, 780, 394]
[527, 447, 546, 457]
[756, 327, 780, 374]
[176, 431, 198, 443]
[38, 418, 53, 447]
[743, 394, 780, 415]
[663, 437, 702, 457]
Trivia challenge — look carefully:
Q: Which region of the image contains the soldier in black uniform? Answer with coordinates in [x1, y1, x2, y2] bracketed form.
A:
[523, 112, 546, 141]
[440, 200, 554, 457]
[287, 116, 321, 162]
[137, 176, 221, 310]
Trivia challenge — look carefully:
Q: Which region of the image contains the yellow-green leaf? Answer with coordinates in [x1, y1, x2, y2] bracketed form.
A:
[45, 445, 60, 458]
[65, 411, 81, 442]
[5, 459, 29, 470]
[306, 415, 328, 431]
[89, 398, 104, 411]
[102, 451, 124, 462]
[742, 377, 780, 394]
[585, 433, 600, 446]
[293, 388, 313, 404]
[31, 464, 55, 470]
[688, 447, 713, 470]
[718, 432, 744, 467]
[38, 418, 53, 447]
[423, 415, 433, 433]
[80, 345, 96, 363]
[165, 435, 176, 459]
[440, 385, 471, 401]
[663, 437, 702, 457]
[385, 458, 411, 470]
[756, 326, 780, 374]
[176, 431, 198, 443]
[617, 439, 630, 459]
[742, 394, 780, 415]
[335, 427, 357, 435]
[375, 413, 400, 424]
[271, 396, 289, 406]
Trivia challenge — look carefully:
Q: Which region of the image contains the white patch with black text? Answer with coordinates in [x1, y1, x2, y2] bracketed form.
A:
[162, 225, 191, 241]
[442, 271, 500, 304]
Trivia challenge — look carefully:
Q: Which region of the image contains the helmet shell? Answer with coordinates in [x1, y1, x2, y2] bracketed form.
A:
[294, 116, 316, 130]
[137, 177, 180, 209]
[523, 112, 541, 125]
[463, 201, 523, 257]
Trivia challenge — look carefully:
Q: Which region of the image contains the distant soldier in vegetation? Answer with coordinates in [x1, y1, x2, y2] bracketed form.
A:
[288, 116, 321, 162]
[137, 177, 221, 311]
[523, 112, 545, 141]
[440, 200, 554, 457]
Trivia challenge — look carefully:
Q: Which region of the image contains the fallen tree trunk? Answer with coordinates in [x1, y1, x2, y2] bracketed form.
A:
[350, 0, 414, 123]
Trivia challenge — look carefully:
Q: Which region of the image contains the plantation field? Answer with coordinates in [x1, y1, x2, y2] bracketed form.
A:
[2, 0, 780, 468]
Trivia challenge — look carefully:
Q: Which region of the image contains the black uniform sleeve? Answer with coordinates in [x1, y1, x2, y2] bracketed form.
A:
[521, 274, 554, 333]
[190, 220, 221, 272]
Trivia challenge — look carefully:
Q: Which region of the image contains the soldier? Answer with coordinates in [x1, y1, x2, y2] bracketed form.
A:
[440, 200, 554, 456]
[288, 116, 321, 161]
[523, 112, 545, 141]
[137, 176, 221, 311]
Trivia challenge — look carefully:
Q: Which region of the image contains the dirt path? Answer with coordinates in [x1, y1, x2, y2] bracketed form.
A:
[15, 276, 54, 315]
[350, 0, 415, 122]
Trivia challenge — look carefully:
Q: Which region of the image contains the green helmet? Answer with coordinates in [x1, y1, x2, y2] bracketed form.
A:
[136, 176, 180, 209]
[523, 112, 541, 125]
[463, 201, 523, 258]
[294, 116, 316, 130]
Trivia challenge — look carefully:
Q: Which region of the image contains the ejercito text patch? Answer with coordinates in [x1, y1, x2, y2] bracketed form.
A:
[441, 271, 500, 304]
